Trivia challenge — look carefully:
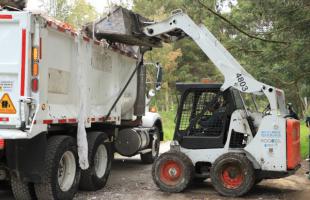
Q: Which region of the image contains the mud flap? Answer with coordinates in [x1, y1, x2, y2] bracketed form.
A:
[6, 133, 47, 183]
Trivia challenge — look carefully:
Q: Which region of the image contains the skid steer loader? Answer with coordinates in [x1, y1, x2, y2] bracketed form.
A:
[88, 7, 301, 197]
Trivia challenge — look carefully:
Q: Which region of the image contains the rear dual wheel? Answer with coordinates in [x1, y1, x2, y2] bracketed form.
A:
[13, 133, 112, 199]
[210, 153, 255, 197]
[79, 132, 112, 191]
[11, 175, 36, 200]
[152, 151, 193, 193]
[35, 136, 80, 200]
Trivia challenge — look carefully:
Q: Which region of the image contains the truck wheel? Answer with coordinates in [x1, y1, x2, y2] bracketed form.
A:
[210, 153, 255, 197]
[34, 136, 80, 200]
[140, 126, 160, 164]
[11, 175, 36, 200]
[152, 151, 193, 193]
[80, 132, 112, 191]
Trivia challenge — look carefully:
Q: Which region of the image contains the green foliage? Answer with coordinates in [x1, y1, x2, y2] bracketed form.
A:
[301, 122, 309, 159]
[159, 110, 176, 140]
[65, 0, 99, 28]
[41, 0, 99, 28]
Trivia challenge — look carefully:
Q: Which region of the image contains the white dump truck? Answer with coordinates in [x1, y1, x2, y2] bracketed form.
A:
[0, 8, 163, 200]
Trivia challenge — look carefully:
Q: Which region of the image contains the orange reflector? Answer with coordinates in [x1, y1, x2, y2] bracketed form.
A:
[32, 62, 39, 76]
[0, 93, 16, 114]
[33, 47, 39, 61]
[0, 139, 4, 150]
[32, 78, 39, 92]
[201, 78, 215, 84]
[149, 106, 157, 113]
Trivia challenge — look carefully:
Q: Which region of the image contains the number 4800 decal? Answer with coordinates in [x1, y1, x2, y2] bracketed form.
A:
[236, 73, 248, 91]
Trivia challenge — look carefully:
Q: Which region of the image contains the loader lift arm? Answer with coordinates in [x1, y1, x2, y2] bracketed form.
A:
[142, 11, 285, 115]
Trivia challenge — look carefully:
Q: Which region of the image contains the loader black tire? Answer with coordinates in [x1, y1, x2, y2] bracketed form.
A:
[141, 126, 160, 164]
[210, 153, 255, 197]
[79, 132, 112, 191]
[152, 150, 193, 193]
[34, 136, 80, 200]
[11, 175, 36, 200]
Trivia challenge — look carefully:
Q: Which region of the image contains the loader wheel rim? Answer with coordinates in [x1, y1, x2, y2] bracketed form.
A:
[94, 144, 108, 178]
[220, 165, 244, 189]
[159, 160, 182, 185]
[57, 151, 76, 192]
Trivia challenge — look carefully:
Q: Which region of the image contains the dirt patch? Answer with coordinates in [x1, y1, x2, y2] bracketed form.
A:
[74, 157, 310, 200]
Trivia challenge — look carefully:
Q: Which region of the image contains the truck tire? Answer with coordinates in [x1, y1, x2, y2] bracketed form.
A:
[34, 136, 80, 200]
[152, 150, 193, 193]
[11, 175, 36, 200]
[140, 126, 160, 164]
[79, 132, 112, 191]
[210, 153, 255, 197]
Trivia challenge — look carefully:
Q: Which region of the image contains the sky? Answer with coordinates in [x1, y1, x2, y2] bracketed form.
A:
[26, 0, 133, 13]
[27, 0, 235, 13]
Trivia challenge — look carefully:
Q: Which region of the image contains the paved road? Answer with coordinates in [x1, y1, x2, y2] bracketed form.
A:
[1, 142, 310, 200]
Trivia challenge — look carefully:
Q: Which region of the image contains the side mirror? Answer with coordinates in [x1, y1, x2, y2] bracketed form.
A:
[148, 89, 156, 98]
[155, 63, 163, 90]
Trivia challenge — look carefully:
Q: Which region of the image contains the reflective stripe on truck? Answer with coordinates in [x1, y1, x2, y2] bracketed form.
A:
[20, 29, 26, 96]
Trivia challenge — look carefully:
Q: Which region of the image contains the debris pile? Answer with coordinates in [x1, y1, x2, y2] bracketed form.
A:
[0, 0, 27, 10]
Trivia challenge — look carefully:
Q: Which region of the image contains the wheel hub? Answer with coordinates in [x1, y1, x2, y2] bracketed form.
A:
[168, 167, 177, 177]
[221, 166, 244, 189]
[159, 160, 182, 185]
[94, 144, 108, 178]
[57, 151, 76, 192]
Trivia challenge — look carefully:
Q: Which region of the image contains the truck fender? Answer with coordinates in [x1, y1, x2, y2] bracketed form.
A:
[6, 133, 47, 183]
[142, 112, 164, 141]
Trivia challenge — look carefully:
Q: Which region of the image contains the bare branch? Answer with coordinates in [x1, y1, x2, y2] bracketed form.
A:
[197, 0, 289, 44]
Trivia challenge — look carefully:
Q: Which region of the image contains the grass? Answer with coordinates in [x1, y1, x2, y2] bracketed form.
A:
[301, 122, 309, 159]
[160, 110, 309, 158]
[159, 111, 176, 140]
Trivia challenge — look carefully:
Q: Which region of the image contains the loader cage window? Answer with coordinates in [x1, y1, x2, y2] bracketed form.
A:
[175, 88, 229, 149]
[177, 89, 225, 136]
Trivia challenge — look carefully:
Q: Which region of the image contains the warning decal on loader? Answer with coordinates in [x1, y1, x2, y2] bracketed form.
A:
[0, 93, 16, 114]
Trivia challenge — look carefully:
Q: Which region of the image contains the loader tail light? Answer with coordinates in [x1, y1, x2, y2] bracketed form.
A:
[286, 119, 301, 169]
[0, 139, 4, 150]
[32, 78, 39, 92]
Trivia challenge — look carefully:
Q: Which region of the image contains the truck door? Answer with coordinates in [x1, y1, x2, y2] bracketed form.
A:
[0, 12, 30, 128]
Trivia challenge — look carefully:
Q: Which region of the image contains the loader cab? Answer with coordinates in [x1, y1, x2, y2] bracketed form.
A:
[174, 83, 244, 149]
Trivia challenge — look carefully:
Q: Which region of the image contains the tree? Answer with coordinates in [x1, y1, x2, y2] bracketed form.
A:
[40, 0, 99, 28]
[134, 0, 310, 115]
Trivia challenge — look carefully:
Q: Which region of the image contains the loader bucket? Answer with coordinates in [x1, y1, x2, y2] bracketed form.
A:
[83, 6, 162, 47]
